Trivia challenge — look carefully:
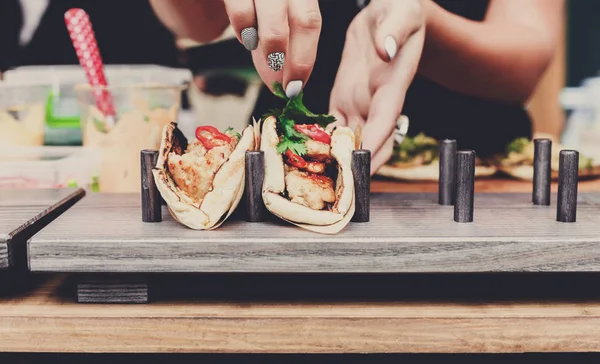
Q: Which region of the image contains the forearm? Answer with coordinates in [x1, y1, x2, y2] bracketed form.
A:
[418, 0, 561, 104]
[149, 0, 229, 43]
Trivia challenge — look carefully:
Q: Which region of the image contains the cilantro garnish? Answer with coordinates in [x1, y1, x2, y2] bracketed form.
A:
[225, 127, 242, 139]
[506, 137, 530, 154]
[262, 82, 336, 155]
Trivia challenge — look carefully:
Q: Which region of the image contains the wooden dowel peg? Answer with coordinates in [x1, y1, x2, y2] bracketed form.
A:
[438, 139, 457, 205]
[454, 150, 475, 223]
[245, 151, 266, 222]
[141, 150, 162, 223]
[532, 138, 552, 206]
[352, 149, 371, 223]
[557, 150, 579, 223]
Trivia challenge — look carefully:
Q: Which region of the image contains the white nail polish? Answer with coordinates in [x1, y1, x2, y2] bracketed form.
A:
[285, 80, 303, 98]
[384, 35, 397, 61]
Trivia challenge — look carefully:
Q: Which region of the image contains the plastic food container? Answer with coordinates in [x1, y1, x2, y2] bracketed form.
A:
[0, 146, 101, 190]
[0, 83, 51, 147]
[75, 83, 187, 193]
[2, 65, 193, 146]
[560, 76, 600, 160]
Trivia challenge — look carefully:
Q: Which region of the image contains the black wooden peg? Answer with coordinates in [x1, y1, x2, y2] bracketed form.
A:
[454, 150, 475, 223]
[352, 149, 371, 222]
[140, 149, 162, 223]
[245, 151, 266, 222]
[557, 150, 579, 223]
[532, 138, 552, 206]
[438, 139, 457, 205]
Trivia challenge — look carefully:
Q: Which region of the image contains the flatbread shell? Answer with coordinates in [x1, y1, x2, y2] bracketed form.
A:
[376, 160, 497, 181]
[260, 116, 355, 231]
[153, 122, 254, 230]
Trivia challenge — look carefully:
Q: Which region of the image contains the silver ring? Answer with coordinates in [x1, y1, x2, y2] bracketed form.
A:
[394, 115, 409, 145]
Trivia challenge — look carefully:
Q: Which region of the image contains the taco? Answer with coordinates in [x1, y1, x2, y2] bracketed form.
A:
[376, 133, 497, 181]
[153, 122, 255, 230]
[260, 83, 355, 233]
[498, 137, 600, 180]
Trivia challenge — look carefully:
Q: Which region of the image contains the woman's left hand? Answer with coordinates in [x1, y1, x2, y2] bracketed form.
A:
[328, 0, 425, 175]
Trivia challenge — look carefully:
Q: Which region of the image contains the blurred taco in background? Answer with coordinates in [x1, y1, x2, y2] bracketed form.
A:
[498, 137, 600, 180]
[376, 133, 497, 181]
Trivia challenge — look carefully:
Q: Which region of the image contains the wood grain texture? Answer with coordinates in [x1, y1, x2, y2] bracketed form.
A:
[533, 139, 552, 206]
[0, 245, 7, 270]
[77, 276, 148, 304]
[438, 139, 457, 206]
[2, 275, 600, 353]
[371, 177, 600, 193]
[351, 150, 371, 223]
[141, 150, 161, 223]
[454, 150, 475, 223]
[557, 150, 579, 223]
[244, 151, 265, 222]
[27, 192, 600, 273]
[0, 188, 85, 269]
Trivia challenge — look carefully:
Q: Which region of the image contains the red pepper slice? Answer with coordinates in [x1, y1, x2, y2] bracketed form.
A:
[294, 124, 331, 144]
[285, 150, 307, 169]
[195, 126, 231, 149]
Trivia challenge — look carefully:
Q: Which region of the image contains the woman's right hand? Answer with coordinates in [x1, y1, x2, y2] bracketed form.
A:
[223, 0, 323, 98]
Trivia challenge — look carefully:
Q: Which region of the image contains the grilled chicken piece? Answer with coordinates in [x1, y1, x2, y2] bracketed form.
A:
[285, 168, 336, 210]
[305, 139, 332, 162]
[168, 140, 234, 203]
[305, 161, 326, 174]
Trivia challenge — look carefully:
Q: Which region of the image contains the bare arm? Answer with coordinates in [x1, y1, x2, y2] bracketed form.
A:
[418, 0, 565, 104]
[149, 0, 229, 43]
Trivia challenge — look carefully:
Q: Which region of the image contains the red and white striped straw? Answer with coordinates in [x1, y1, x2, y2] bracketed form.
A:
[64, 8, 116, 120]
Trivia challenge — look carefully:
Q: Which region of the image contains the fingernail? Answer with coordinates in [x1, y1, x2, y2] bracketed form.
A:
[384, 35, 397, 61]
[240, 27, 258, 51]
[285, 80, 303, 98]
[396, 115, 410, 136]
[267, 52, 285, 72]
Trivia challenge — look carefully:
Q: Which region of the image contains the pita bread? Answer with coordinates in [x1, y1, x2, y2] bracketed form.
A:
[376, 160, 497, 181]
[153, 122, 255, 230]
[260, 116, 355, 228]
[500, 164, 600, 181]
[499, 138, 600, 181]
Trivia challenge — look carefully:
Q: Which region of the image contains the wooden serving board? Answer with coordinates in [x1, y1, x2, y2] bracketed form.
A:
[0, 188, 86, 270]
[27, 192, 600, 274]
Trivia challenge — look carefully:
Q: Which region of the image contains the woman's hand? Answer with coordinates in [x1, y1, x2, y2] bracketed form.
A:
[223, 0, 323, 98]
[328, 0, 425, 175]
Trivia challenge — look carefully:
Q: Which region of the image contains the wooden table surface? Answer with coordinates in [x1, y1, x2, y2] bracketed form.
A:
[3, 178, 600, 354]
[2, 273, 600, 354]
[370, 176, 600, 193]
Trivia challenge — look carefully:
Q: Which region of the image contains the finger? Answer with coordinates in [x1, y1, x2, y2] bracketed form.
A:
[368, 2, 423, 62]
[361, 85, 404, 159]
[370, 132, 395, 176]
[325, 109, 346, 132]
[254, 0, 289, 75]
[362, 29, 424, 156]
[223, 0, 258, 51]
[283, 0, 322, 98]
[328, 36, 364, 129]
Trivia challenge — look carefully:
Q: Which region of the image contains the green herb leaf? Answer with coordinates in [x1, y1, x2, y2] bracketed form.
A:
[276, 138, 307, 156]
[272, 82, 288, 100]
[224, 127, 242, 139]
[262, 81, 336, 154]
[506, 137, 529, 154]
